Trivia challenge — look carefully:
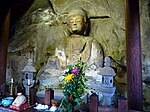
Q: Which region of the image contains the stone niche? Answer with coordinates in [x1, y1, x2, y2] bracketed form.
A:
[6, 0, 150, 109]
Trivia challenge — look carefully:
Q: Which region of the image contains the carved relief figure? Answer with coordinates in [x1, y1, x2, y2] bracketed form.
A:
[37, 7, 104, 91]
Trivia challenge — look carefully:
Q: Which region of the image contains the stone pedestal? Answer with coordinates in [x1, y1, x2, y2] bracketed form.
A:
[99, 86, 116, 106]
[23, 79, 34, 95]
[36, 90, 63, 100]
[36, 89, 88, 103]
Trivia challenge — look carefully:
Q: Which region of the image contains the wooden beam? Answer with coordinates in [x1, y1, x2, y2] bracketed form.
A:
[125, 0, 143, 111]
[0, 9, 11, 87]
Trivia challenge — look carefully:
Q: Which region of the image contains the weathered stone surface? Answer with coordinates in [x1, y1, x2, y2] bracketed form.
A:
[7, 0, 126, 93]
[139, 0, 150, 110]
[6, 0, 150, 106]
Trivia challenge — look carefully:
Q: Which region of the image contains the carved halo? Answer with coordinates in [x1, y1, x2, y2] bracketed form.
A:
[58, 0, 97, 18]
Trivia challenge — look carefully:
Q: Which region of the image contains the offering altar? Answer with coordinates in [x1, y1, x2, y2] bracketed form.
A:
[0, 77, 33, 111]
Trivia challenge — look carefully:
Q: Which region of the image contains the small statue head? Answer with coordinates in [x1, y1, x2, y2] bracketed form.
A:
[68, 8, 88, 35]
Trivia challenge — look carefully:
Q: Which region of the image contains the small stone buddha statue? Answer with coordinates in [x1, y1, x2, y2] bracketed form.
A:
[37, 8, 104, 91]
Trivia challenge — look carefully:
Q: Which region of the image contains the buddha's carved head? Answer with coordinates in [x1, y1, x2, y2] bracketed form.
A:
[68, 8, 88, 35]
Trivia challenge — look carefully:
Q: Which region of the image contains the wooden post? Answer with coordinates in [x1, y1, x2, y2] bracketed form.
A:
[0, 9, 10, 87]
[118, 97, 128, 112]
[30, 87, 37, 105]
[44, 88, 54, 105]
[0, 84, 9, 96]
[125, 0, 143, 111]
[90, 93, 98, 112]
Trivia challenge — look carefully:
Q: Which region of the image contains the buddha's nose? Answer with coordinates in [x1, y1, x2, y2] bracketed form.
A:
[73, 21, 77, 25]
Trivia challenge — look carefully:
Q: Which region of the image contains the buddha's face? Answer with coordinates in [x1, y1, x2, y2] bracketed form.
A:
[68, 15, 86, 34]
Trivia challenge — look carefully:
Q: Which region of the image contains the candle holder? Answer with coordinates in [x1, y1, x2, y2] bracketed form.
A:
[10, 78, 14, 96]
[27, 82, 30, 105]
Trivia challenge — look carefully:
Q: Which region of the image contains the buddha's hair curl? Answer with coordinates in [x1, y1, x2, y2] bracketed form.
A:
[68, 7, 88, 20]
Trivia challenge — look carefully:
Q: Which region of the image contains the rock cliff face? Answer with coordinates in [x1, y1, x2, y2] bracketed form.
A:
[6, 0, 150, 108]
[8, 0, 126, 82]
[140, 1, 150, 110]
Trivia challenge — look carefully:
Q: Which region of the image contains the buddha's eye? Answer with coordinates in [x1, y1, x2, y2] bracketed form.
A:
[75, 19, 82, 23]
[69, 19, 74, 23]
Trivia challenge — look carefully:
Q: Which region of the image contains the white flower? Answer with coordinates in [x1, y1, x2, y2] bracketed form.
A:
[90, 64, 97, 70]
[58, 76, 65, 81]
[63, 69, 69, 73]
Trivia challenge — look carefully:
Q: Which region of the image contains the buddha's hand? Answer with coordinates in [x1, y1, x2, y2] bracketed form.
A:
[55, 48, 66, 61]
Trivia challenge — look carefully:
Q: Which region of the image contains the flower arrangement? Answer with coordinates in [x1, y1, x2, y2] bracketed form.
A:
[59, 60, 88, 112]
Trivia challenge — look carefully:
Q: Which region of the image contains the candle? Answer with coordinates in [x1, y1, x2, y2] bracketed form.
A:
[11, 78, 13, 83]
[28, 79, 30, 85]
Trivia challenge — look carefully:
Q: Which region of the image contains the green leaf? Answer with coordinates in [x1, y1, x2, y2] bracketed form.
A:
[74, 98, 81, 103]
[68, 65, 73, 71]
[61, 60, 88, 111]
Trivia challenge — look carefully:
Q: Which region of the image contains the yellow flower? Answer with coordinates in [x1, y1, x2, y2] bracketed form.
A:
[65, 74, 73, 83]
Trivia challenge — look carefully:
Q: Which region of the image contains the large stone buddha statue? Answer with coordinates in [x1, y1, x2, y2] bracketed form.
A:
[37, 8, 104, 91]
[56, 8, 103, 70]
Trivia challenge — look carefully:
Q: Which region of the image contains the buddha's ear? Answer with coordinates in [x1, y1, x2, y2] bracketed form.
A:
[84, 17, 87, 23]
[83, 16, 89, 27]
[83, 18, 89, 35]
